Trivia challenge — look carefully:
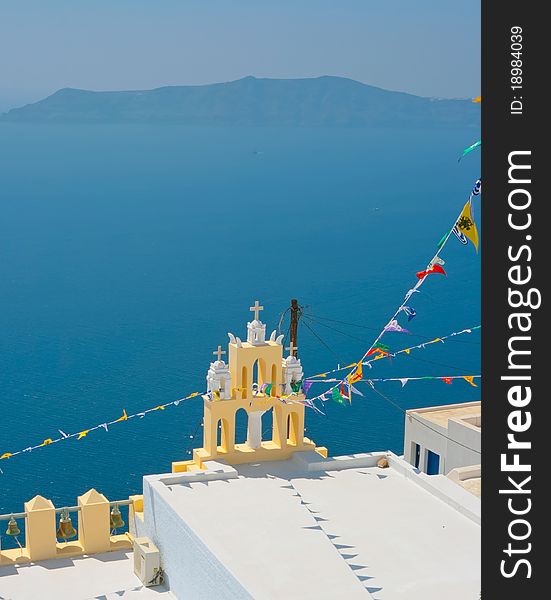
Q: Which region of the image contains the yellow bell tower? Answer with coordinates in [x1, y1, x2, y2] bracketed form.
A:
[172, 300, 325, 472]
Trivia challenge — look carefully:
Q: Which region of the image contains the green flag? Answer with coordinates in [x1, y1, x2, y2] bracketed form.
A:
[291, 380, 302, 393]
[437, 230, 450, 249]
[459, 140, 481, 162]
[331, 387, 345, 406]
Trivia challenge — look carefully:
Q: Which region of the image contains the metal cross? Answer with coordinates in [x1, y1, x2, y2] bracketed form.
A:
[286, 342, 298, 357]
[249, 300, 264, 320]
[213, 345, 226, 361]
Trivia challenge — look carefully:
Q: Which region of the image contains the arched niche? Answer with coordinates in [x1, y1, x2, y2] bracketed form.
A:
[252, 358, 267, 387]
[261, 408, 274, 444]
[234, 408, 249, 445]
[287, 412, 300, 446]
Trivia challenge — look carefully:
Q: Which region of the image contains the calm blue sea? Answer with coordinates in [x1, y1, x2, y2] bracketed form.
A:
[0, 123, 480, 516]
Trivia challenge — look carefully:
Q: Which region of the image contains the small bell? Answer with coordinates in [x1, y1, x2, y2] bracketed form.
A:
[110, 503, 125, 531]
[56, 507, 77, 540]
[6, 515, 20, 537]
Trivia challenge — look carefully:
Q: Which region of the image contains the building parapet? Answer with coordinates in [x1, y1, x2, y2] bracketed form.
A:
[0, 490, 134, 565]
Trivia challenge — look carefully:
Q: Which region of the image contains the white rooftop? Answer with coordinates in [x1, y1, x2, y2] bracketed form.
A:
[408, 401, 481, 429]
[144, 451, 481, 600]
[0, 550, 174, 600]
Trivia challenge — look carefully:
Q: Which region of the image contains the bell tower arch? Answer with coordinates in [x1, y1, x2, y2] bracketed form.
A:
[172, 300, 324, 472]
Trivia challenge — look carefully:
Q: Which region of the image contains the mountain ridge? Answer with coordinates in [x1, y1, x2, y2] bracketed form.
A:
[0, 76, 480, 127]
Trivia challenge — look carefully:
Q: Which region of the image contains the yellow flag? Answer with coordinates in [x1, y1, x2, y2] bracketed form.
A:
[472, 96, 482, 103]
[312, 373, 327, 378]
[463, 376, 478, 387]
[114, 409, 128, 423]
[41, 439, 53, 446]
[77, 430, 90, 440]
[152, 405, 165, 411]
[1, 452, 12, 460]
[404, 348, 411, 355]
[348, 361, 363, 384]
[456, 200, 479, 252]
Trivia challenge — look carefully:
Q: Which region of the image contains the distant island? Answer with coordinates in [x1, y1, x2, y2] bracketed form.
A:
[0, 76, 480, 128]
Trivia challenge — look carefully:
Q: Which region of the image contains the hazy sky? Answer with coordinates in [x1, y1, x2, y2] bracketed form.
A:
[0, 0, 480, 111]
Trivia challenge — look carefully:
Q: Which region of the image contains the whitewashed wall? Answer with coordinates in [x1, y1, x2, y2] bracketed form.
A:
[140, 474, 253, 600]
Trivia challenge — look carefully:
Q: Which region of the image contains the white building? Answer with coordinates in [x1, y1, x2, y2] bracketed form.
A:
[403, 401, 481, 496]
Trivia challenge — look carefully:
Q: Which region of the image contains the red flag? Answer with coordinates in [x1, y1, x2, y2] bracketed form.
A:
[442, 377, 453, 385]
[416, 264, 447, 279]
[340, 383, 351, 403]
[367, 347, 390, 357]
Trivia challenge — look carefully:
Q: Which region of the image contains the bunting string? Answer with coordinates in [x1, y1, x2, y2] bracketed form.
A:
[0, 391, 202, 464]
[306, 325, 480, 380]
[299, 374, 479, 411]
[0, 385, 310, 466]
[307, 374, 480, 386]
[306, 177, 481, 406]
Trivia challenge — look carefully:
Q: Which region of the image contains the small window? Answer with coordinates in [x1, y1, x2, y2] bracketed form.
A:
[413, 443, 421, 469]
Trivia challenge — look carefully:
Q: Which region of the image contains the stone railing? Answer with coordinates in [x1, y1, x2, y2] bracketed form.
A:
[0, 489, 144, 565]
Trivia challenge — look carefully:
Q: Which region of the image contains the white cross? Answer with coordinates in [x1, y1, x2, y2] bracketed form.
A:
[249, 300, 264, 321]
[213, 345, 226, 361]
[286, 342, 298, 357]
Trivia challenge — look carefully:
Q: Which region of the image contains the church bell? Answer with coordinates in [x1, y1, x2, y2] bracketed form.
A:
[110, 503, 125, 531]
[6, 515, 20, 537]
[56, 507, 77, 540]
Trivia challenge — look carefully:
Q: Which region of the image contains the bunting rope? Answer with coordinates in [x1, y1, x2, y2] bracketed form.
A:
[308, 374, 480, 386]
[305, 177, 481, 407]
[0, 384, 307, 467]
[297, 373, 480, 414]
[0, 391, 202, 465]
[305, 325, 481, 380]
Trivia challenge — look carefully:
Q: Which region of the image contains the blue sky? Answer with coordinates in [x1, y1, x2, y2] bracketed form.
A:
[0, 0, 480, 111]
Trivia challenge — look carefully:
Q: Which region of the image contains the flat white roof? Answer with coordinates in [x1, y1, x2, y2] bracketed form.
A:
[407, 401, 481, 429]
[159, 457, 480, 600]
[0, 550, 175, 600]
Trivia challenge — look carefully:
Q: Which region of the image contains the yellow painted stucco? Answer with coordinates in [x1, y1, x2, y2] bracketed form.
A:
[0, 490, 132, 566]
[173, 307, 324, 472]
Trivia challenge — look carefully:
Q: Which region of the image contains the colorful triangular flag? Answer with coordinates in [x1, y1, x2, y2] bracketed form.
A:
[348, 361, 363, 384]
[331, 387, 346, 406]
[459, 140, 481, 161]
[416, 264, 447, 279]
[456, 200, 479, 252]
